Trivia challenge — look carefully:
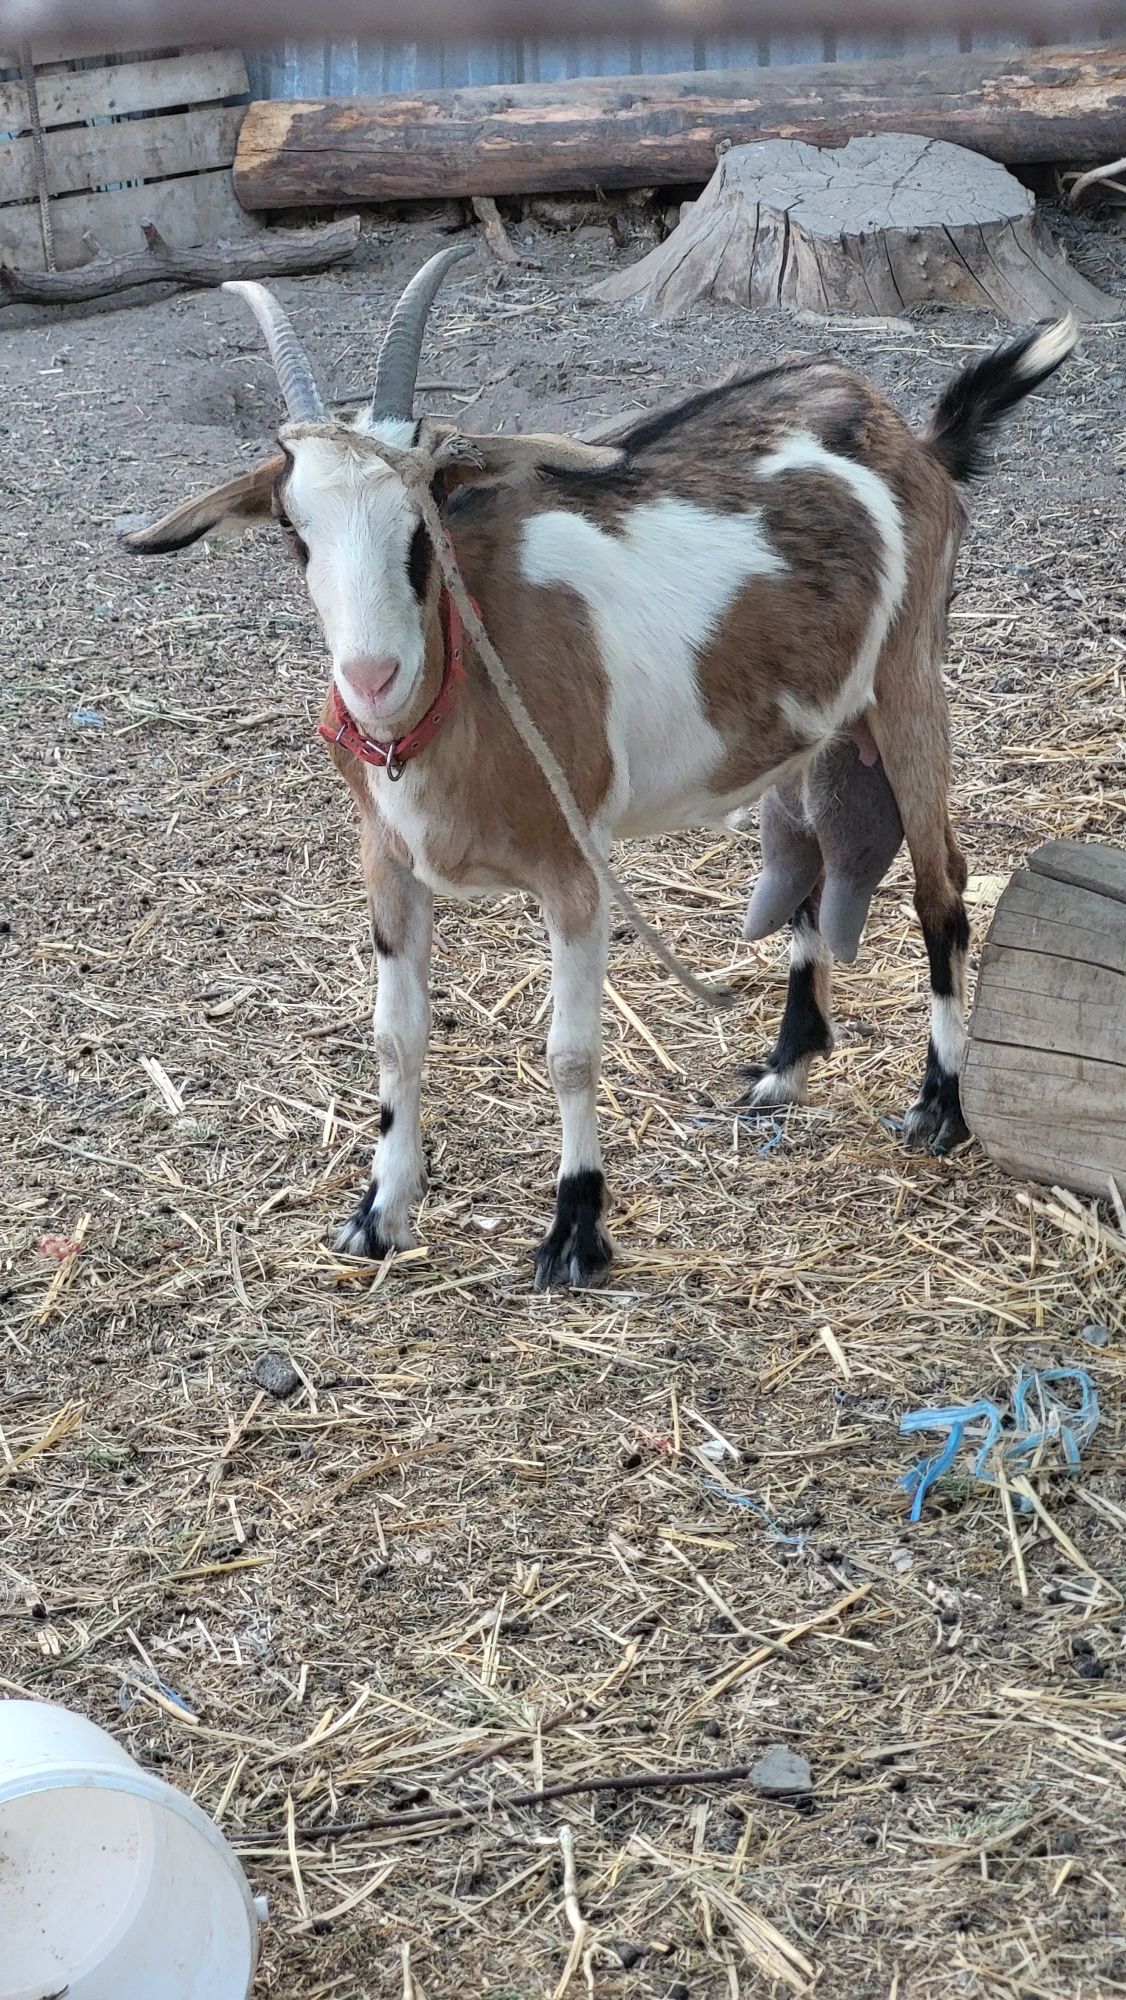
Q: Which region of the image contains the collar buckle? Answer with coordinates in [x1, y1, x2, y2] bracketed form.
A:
[317, 585, 477, 776]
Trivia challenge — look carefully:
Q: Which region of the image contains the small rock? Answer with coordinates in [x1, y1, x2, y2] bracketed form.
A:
[1080, 1321, 1111, 1347]
[253, 1350, 301, 1399]
[615, 1942, 643, 1969]
[750, 1745, 812, 1797]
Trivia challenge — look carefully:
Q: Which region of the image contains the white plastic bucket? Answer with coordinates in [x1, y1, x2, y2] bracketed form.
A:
[0, 1699, 259, 2000]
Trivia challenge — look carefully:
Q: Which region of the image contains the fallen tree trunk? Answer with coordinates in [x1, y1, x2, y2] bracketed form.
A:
[233, 46, 1126, 208]
[0, 214, 361, 304]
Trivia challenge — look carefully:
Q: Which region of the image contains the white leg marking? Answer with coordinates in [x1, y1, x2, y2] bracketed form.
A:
[930, 992, 966, 1079]
[745, 1056, 815, 1109]
[336, 882, 432, 1255]
[788, 918, 831, 974]
[757, 431, 908, 742]
[545, 906, 609, 1182]
[745, 918, 832, 1108]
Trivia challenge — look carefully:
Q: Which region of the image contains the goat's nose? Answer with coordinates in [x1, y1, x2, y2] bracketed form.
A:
[339, 655, 400, 706]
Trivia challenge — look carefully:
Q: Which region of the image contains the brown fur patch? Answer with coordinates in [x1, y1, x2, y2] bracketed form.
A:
[122, 456, 284, 553]
[324, 495, 615, 939]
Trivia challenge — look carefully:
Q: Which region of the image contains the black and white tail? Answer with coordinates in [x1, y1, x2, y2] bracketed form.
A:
[926, 315, 1078, 483]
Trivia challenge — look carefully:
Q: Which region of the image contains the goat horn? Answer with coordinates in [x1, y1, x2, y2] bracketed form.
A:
[370, 244, 472, 424]
[222, 280, 326, 423]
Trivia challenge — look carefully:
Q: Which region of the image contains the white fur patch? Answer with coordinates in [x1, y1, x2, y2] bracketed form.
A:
[369, 886, 432, 1244]
[745, 1058, 813, 1108]
[756, 431, 907, 745]
[789, 919, 831, 973]
[546, 911, 608, 1178]
[521, 496, 786, 834]
[1016, 315, 1078, 381]
[930, 993, 966, 1079]
[285, 426, 426, 727]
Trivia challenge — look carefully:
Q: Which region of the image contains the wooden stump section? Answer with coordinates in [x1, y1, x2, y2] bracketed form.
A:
[589, 134, 1117, 322]
[962, 840, 1126, 1201]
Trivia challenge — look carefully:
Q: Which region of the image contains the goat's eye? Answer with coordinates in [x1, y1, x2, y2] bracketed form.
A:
[407, 522, 431, 601]
[276, 512, 309, 568]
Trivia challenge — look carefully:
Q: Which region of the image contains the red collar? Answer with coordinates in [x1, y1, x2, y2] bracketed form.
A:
[318, 588, 470, 781]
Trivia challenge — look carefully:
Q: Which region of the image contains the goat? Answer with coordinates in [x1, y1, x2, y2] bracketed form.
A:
[122, 249, 1076, 1288]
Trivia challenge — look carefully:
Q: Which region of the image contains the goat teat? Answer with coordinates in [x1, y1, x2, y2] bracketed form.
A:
[743, 735, 905, 965]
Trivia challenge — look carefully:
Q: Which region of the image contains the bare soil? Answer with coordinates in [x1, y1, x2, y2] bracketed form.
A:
[2, 204, 1124, 2000]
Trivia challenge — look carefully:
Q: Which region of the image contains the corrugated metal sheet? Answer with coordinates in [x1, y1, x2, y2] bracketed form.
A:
[245, 29, 1034, 100]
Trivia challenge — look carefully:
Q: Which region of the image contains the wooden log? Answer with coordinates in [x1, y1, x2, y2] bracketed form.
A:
[589, 134, 1117, 322]
[0, 214, 362, 304]
[233, 46, 1126, 210]
[962, 840, 1126, 1202]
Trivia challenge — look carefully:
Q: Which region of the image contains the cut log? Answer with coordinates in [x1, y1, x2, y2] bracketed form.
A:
[232, 46, 1126, 210]
[0, 215, 362, 304]
[589, 134, 1117, 321]
[961, 840, 1126, 1202]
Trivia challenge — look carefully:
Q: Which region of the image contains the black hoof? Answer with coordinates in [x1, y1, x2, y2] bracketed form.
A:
[533, 1170, 613, 1291]
[902, 1078, 971, 1157]
[334, 1181, 395, 1259]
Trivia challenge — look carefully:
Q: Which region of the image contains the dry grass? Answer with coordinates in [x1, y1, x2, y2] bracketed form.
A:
[1, 222, 1124, 1999]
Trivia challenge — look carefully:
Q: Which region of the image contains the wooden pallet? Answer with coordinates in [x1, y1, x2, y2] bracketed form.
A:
[0, 43, 255, 270]
[962, 840, 1126, 1201]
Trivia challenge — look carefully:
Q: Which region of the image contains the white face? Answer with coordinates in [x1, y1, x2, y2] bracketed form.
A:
[281, 420, 430, 730]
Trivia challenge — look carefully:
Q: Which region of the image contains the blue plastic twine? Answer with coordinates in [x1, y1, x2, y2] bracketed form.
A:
[899, 1366, 1099, 1522]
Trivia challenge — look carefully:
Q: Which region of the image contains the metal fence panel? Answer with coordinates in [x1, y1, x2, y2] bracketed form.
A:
[244, 27, 1041, 98]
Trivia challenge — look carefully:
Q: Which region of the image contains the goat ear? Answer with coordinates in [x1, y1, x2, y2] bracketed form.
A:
[119, 455, 283, 554]
[431, 430, 624, 495]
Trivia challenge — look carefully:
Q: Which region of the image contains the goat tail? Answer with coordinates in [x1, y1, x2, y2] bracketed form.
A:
[925, 314, 1078, 483]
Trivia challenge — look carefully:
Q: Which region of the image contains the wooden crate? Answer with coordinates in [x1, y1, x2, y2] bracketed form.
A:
[962, 839, 1126, 1200]
[0, 43, 254, 270]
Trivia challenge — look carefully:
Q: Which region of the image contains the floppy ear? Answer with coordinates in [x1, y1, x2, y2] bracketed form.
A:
[119, 455, 284, 554]
[430, 429, 624, 497]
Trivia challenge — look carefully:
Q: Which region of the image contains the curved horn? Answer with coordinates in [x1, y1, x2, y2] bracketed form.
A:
[222, 280, 326, 423]
[370, 244, 472, 424]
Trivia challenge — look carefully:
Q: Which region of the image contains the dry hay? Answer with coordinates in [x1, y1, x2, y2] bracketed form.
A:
[1, 220, 1124, 1999]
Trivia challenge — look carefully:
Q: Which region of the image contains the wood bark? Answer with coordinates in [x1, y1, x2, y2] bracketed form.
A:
[961, 840, 1126, 1202]
[0, 215, 361, 304]
[590, 134, 1117, 321]
[232, 46, 1126, 210]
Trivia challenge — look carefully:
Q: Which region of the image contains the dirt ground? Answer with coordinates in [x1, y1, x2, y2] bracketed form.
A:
[2, 200, 1124, 2000]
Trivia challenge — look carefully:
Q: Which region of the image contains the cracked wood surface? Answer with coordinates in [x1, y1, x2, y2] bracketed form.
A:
[590, 134, 1117, 321]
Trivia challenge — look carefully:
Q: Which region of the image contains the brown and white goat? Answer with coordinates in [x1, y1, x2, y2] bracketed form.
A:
[124, 251, 1076, 1287]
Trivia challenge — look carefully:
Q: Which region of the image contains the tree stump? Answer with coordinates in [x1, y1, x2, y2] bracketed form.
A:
[589, 134, 1116, 322]
[961, 841, 1126, 1201]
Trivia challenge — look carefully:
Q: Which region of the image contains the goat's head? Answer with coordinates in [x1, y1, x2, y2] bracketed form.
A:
[122, 249, 622, 734]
